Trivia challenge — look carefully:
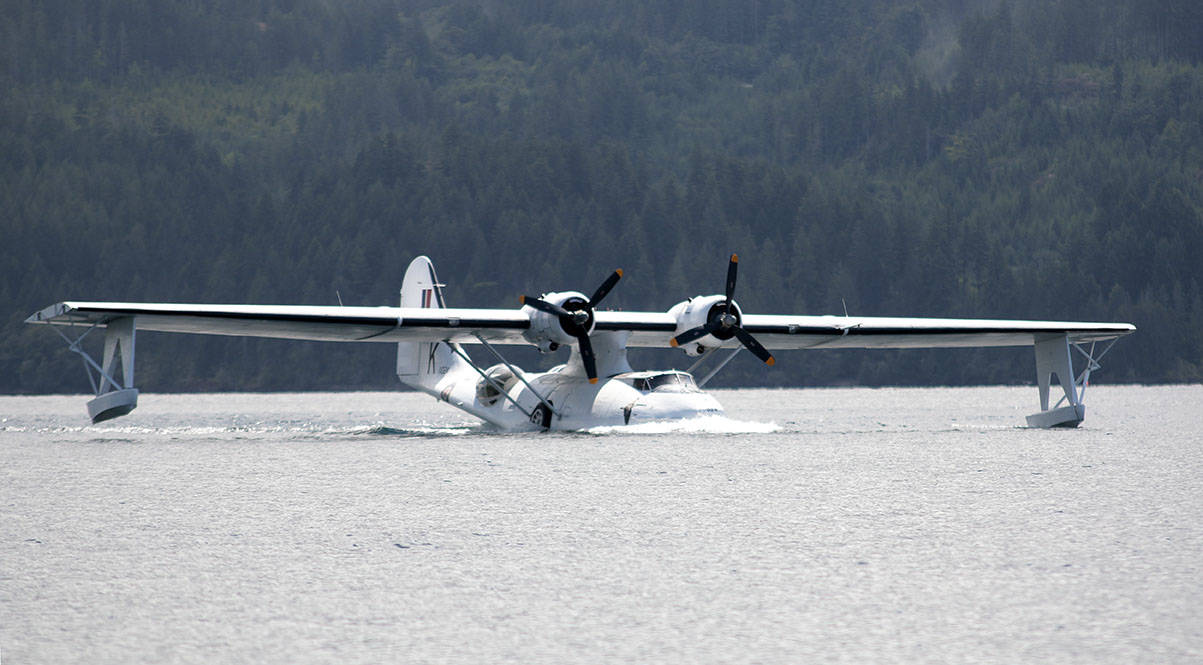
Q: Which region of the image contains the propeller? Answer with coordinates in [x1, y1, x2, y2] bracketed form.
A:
[521, 269, 623, 384]
[671, 254, 775, 365]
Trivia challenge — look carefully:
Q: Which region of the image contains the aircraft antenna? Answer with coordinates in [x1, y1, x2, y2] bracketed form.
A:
[336, 290, 344, 307]
[842, 298, 849, 317]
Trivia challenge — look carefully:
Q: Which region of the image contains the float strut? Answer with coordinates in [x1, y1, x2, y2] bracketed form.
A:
[1026, 334, 1116, 428]
[53, 317, 139, 423]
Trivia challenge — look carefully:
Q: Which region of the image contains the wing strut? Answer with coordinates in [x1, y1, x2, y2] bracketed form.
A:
[445, 342, 537, 420]
[469, 333, 561, 420]
[687, 347, 743, 388]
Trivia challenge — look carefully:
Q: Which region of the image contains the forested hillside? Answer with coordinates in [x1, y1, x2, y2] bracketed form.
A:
[3, 0, 1201, 392]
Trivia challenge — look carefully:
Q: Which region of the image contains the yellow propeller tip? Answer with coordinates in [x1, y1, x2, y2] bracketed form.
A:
[616, 268, 623, 277]
[589, 377, 599, 384]
[670, 338, 679, 348]
[731, 253, 739, 263]
[766, 357, 775, 366]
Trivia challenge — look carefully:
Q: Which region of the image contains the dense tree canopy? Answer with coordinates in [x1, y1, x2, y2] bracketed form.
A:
[3, 0, 1201, 393]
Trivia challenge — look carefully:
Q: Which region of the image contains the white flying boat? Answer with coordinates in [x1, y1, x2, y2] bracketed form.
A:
[26, 255, 1134, 430]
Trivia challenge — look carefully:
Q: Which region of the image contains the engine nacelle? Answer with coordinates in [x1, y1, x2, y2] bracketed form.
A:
[668, 295, 743, 356]
[522, 290, 595, 352]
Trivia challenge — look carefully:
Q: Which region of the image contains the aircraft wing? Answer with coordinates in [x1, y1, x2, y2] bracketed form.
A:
[28, 301, 1134, 349]
[26, 301, 533, 344]
[737, 314, 1135, 349]
[600, 312, 1135, 349]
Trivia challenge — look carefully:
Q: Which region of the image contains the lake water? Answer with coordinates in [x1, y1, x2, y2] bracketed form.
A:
[2, 385, 1201, 664]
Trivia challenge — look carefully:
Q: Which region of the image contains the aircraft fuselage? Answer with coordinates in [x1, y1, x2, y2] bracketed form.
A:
[426, 364, 724, 431]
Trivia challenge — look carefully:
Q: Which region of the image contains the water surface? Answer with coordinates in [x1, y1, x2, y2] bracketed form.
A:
[2, 386, 1201, 663]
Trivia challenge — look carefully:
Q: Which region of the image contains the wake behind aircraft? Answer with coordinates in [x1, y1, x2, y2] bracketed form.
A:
[27, 255, 1134, 430]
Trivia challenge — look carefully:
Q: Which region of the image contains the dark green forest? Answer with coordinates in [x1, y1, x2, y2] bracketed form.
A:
[3, 0, 1202, 393]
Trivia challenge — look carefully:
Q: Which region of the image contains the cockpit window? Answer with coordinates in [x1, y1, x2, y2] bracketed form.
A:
[632, 372, 698, 393]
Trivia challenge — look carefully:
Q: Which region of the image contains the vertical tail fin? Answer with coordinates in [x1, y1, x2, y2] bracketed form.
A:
[398, 255, 446, 310]
[396, 256, 468, 390]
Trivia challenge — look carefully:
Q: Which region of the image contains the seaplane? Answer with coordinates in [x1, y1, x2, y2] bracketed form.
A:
[26, 255, 1134, 430]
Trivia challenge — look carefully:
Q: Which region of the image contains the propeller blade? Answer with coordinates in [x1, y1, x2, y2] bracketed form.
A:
[725, 254, 738, 303]
[671, 324, 714, 347]
[733, 326, 775, 365]
[521, 295, 570, 318]
[523, 270, 626, 385]
[576, 333, 598, 383]
[589, 269, 623, 306]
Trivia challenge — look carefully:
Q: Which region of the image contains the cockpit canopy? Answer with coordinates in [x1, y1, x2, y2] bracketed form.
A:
[617, 370, 700, 394]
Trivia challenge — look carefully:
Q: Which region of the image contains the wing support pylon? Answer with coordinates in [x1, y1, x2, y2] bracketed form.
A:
[1026, 334, 1117, 428]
